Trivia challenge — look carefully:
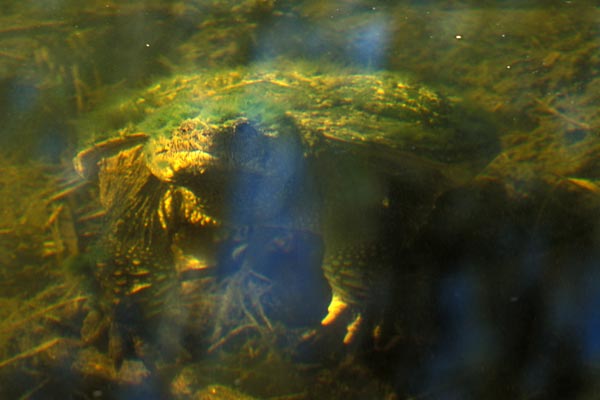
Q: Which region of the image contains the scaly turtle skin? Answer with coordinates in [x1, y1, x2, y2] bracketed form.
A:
[74, 62, 497, 362]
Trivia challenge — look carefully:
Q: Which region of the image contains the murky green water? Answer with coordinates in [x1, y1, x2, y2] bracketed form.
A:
[1, 1, 599, 399]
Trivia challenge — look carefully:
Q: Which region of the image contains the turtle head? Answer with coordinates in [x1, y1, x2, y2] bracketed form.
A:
[146, 117, 301, 183]
[145, 116, 307, 225]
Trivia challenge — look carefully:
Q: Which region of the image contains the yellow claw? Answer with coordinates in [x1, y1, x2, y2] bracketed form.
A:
[343, 314, 363, 345]
[321, 294, 348, 326]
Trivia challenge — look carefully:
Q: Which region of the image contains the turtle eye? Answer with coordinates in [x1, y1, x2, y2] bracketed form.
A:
[234, 121, 259, 139]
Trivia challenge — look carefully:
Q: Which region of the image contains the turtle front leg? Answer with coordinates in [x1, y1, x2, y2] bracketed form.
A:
[321, 241, 395, 347]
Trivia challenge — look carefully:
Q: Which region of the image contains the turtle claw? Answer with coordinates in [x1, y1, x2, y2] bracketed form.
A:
[321, 294, 349, 326]
[321, 294, 366, 345]
[343, 314, 363, 345]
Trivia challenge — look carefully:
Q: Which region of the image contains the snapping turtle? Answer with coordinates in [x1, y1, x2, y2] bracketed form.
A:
[74, 62, 497, 365]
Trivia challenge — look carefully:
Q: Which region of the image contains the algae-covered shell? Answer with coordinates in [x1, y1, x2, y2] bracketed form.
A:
[79, 63, 497, 166]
